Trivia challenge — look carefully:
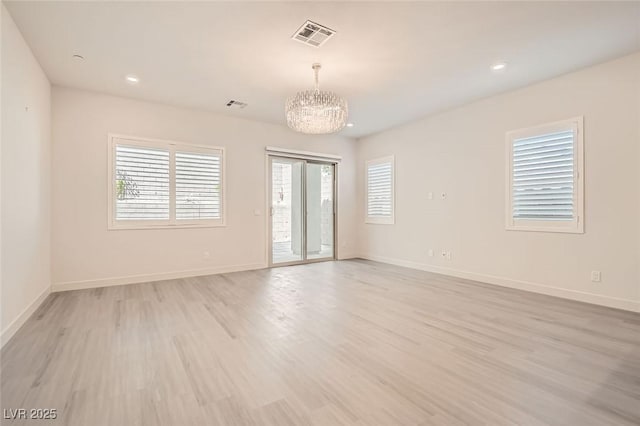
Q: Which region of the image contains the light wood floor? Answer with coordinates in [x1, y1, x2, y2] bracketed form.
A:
[2, 259, 640, 425]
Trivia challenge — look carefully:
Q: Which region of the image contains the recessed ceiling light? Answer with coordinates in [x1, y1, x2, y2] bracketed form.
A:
[346, 123, 354, 127]
[125, 74, 140, 84]
[491, 62, 507, 71]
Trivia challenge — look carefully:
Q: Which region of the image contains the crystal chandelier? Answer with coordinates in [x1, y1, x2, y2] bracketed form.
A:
[285, 63, 348, 134]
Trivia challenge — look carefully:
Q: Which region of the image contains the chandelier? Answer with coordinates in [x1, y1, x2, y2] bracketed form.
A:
[285, 63, 348, 134]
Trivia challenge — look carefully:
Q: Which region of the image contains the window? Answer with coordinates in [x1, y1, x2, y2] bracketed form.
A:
[506, 117, 583, 233]
[108, 135, 225, 229]
[366, 156, 394, 224]
[175, 150, 222, 220]
[115, 144, 170, 221]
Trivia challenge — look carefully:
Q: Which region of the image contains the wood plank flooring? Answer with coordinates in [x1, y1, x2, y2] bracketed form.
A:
[2, 259, 640, 425]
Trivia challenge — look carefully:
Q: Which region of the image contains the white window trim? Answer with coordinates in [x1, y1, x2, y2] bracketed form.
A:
[365, 155, 395, 225]
[108, 134, 226, 230]
[505, 117, 584, 234]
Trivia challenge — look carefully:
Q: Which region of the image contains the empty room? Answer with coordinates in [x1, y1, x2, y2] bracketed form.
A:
[1, 1, 639, 425]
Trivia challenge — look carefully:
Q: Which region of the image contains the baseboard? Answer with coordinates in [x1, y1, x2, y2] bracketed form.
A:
[51, 256, 361, 293]
[337, 252, 359, 260]
[1, 285, 51, 348]
[358, 253, 640, 313]
[52, 262, 267, 292]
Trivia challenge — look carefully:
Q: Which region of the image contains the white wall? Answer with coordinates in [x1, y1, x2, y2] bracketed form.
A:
[5, 4, 638, 330]
[1, 5, 52, 345]
[356, 53, 640, 312]
[51, 87, 357, 290]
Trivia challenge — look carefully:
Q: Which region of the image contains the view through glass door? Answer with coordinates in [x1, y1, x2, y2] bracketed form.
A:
[270, 157, 335, 265]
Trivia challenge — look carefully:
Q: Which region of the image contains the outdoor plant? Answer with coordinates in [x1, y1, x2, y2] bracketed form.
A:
[116, 170, 140, 200]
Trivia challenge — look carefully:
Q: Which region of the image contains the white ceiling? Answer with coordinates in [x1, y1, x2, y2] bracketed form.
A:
[5, 1, 640, 138]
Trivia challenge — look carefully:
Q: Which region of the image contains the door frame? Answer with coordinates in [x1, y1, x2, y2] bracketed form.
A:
[267, 154, 338, 267]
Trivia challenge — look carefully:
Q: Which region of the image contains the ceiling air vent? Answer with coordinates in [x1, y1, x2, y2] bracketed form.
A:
[292, 20, 335, 48]
[226, 100, 248, 109]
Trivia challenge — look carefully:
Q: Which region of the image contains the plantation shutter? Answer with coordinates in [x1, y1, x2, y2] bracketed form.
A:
[176, 150, 222, 220]
[115, 145, 170, 220]
[367, 159, 393, 219]
[512, 129, 575, 220]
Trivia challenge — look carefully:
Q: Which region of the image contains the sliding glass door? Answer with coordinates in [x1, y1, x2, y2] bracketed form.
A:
[305, 162, 334, 260]
[270, 158, 305, 264]
[270, 157, 335, 266]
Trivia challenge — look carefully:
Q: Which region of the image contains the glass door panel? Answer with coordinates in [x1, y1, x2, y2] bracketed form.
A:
[306, 163, 334, 260]
[271, 157, 304, 265]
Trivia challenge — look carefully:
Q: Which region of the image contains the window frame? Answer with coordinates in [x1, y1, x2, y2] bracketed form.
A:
[505, 117, 584, 234]
[108, 134, 226, 230]
[365, 155, 395, 225]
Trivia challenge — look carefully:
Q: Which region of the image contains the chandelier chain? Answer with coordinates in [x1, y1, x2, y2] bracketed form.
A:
[313, 63, 321, 91]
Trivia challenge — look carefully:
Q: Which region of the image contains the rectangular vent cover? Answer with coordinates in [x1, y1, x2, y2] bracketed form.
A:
[292, 20, 335, 48]
[226, 100, 248, 109]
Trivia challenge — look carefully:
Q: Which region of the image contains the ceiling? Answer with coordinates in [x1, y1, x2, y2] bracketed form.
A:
[5, 1, 640, 138]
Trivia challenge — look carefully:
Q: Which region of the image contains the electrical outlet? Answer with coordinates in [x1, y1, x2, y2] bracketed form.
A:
[428, 249, 434, 257]
[440, 192, 447, 200]
[591, 271, 601, 282]
[446, 251, 452, 260]
[441, 250, 447, 259]
[203, 251, 211, 260]
[427, 192, 433, 200]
